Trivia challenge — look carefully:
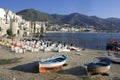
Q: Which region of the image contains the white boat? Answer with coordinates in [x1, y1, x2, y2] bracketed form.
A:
[52, 44, 70, 52]
[59, 46, 70, 52]
[107, 53, 120, 63]
[69, 46, 81, 51]
[39, 55, 67, 72]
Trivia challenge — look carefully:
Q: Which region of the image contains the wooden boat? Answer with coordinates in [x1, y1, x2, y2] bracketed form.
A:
[85, 59, 111, 74]
[107, 53, 120, 63]
[39, 55, 67, 72]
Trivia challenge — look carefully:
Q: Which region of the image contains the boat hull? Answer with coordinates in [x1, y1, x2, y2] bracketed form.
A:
[39, 62, 66, 72]
[87, 65, 110, 73]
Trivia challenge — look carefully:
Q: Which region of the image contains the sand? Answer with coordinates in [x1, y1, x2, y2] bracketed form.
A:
[0, 45, 120, 80]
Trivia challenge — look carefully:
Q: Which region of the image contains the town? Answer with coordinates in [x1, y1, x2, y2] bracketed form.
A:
[0, 8, 96, 39]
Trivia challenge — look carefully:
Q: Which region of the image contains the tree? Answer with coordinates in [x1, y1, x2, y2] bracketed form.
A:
[7, 29, 13, 37]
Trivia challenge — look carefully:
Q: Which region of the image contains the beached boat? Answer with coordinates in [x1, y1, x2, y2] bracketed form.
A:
[52, 44, 70, 52]
[59, 45, 70, 52]
[107, 53, 120, 63]
[85, 59, 111, 73]
[69, 46, 81, 51]
[39, 55, 67, 72]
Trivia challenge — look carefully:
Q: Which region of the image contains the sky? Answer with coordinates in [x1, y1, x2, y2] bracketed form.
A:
[0, 0, 120, 18]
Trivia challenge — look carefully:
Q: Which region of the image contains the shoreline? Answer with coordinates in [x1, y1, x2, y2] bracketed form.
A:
[0, 45, 119, 80]
[46, 31, 99, 34]
[46, 31, 120, 34]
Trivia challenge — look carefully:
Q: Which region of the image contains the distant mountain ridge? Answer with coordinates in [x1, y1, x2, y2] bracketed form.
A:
[16, 9, 120, 30]
[16, 9, 54, 22]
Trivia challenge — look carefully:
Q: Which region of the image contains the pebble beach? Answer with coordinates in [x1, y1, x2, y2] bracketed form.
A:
[0, 45, 120, 80]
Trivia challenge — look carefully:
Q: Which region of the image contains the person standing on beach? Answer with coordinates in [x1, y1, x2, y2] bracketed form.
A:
[107, 49, 110, 56]
[96, 44, 99, 49]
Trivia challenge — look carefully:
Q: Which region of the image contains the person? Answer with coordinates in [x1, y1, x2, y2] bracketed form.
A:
[34, 43, 37, 48]
[64, 43, 66, 47]
[84, 43, 87, 48]
[107, 49, 110, 56]
[19, 43, 22, 49]
[70, 43, 73, 46]
[116, 47, 120, 51]
[111, 39, 117, 44]
[96, 44, 99, 49]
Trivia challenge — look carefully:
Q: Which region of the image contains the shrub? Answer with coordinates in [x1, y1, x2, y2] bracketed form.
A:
[7, 29, 13, 37]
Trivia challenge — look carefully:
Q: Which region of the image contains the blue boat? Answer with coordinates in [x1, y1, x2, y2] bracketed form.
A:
[85, 59, 111, 73]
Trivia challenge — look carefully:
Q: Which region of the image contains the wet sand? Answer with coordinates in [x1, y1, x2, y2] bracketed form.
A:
[0, 46, 120, 80]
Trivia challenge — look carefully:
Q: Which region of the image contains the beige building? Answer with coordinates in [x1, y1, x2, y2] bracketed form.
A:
[0, 8, 24, 37]
[0, 8, 47, 38]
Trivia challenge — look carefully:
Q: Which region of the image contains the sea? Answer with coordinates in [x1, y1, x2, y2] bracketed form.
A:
[45, 32, 120, 50]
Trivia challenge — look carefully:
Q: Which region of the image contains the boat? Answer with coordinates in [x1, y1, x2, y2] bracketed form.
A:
[59, 45, 70, 52]
[52, 44, 70, 52]
[107, 52, 120, 63]
[69, 46, 81, 51]
[85, 59, 111, 74]
[39, 54, 67, 72]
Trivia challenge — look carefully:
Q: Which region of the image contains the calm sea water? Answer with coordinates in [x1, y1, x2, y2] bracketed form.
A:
[45, 32, 120, 50]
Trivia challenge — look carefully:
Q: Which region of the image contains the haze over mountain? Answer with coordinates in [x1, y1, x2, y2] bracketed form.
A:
[16, 9, 120, 30]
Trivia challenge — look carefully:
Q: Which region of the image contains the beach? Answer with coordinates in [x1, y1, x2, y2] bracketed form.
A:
[0, 45, 120, 80]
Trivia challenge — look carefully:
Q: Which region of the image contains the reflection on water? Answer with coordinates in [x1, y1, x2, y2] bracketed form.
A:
[46, 32, 120, 50]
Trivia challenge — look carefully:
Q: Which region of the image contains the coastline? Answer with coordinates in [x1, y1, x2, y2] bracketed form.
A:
[46, 31, 120, 34]
[46, 31, 99, 34]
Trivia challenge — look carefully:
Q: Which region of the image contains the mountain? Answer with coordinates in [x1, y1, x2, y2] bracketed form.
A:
[51, 13, 120, 30]
[16, 9, 120, 30]
[16, 9, 54, 22]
